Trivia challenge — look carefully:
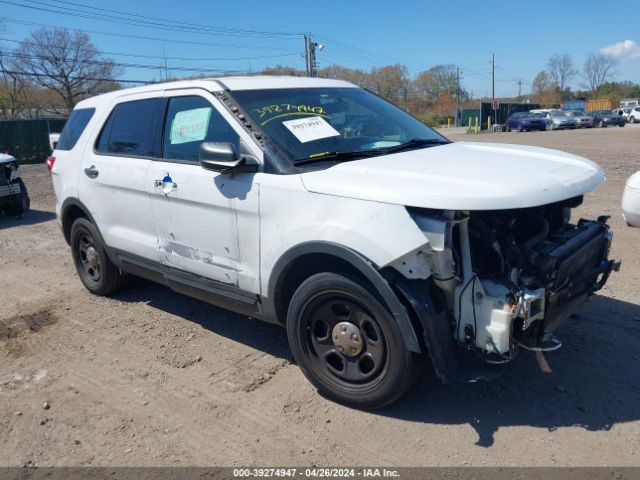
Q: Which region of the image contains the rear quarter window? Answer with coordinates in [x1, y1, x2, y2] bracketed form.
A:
[56, 108, 96, 151]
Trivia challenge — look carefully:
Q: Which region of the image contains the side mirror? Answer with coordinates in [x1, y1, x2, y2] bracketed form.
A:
[199, 142, 258, 173]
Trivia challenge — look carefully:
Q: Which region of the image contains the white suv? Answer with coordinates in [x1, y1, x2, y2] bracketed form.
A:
[50, 76, 618, 408]
[628, 106, 640, 123]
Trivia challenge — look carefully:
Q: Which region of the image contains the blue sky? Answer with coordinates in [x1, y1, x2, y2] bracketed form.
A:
[1, 0, 639, 98]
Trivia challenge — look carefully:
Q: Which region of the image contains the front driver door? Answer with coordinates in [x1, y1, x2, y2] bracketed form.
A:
[147, 91, 260, 292]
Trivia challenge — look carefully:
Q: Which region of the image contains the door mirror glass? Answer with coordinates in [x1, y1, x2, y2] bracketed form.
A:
[199, 142, 257, 173]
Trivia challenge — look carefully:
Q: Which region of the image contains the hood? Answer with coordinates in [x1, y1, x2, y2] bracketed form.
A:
[0, 153, 16, 164]
[300, 142, 605, 210]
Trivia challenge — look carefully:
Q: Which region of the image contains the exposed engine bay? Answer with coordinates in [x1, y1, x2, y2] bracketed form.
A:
[402, 197, 619, 367]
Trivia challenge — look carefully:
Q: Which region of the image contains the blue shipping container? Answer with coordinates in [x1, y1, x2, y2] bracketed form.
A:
[563, 100, 586, 110]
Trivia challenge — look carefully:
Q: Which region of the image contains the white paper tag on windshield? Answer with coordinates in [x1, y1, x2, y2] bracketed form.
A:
[282, 116, 340, 143]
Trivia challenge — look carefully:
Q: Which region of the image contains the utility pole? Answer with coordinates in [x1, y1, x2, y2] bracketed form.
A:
[309, 40, 317, 77]
[517, 79, 522, 100]
[303, 34, 310, 77]
[308, 38, 323, 77]
[455, 66, 460, 127]
[491, 53, 495, 128]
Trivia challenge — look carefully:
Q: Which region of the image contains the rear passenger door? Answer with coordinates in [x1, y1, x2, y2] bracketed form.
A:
[78, 93, 162, 262]
[147, 90, 260, 291]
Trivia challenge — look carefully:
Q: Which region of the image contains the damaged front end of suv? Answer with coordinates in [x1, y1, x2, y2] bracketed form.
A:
[0, 153, 30, 217]
[391, 198, 619, 382]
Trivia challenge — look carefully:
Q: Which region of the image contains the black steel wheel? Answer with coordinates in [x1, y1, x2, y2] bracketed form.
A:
[287, 272, 421, 409]
[70, 217, 127, 296]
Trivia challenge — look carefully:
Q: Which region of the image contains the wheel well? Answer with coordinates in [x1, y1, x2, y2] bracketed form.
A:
[273, 253, 375, 325]
[62, 204, 88, 244]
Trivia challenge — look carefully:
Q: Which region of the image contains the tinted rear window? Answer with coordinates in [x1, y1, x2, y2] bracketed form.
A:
[96, 98, 161, 157]
[56, 108, 95, 151]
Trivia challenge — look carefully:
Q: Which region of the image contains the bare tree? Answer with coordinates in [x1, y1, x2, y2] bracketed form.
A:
[370, 64, 410, 105]
[547, 54, 577, 90]
[0, 53, 29, 119]
[583, 53, 616, 97]
[15, 28, 121, 110]
[532, 70, 560, 105]
[412, 65, 468, 104]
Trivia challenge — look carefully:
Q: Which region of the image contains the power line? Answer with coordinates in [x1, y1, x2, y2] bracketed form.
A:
[0, 68, 149, 84]
[0, 37, 300, 63]
[3, 17, 293, 51]
[0, 50, 253, 75]
[0, 0, 303, 39]
[49, 0, 302, 37]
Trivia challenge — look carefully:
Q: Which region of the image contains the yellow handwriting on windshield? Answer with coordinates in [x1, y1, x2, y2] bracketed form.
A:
[255, 104, 328, 125]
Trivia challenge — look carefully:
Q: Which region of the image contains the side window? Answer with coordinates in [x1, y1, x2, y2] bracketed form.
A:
[162, 96, 240, 163]
[57, 108, 95, 151]
[96, 98, 161, 157]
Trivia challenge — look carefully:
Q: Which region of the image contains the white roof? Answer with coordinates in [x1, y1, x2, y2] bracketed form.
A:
[76, 76, 357, 109]
[0, 153, 16, 164]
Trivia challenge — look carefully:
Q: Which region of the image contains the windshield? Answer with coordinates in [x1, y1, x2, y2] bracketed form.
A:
[552, 112, 569, 117]
[231, 87, 447, 164]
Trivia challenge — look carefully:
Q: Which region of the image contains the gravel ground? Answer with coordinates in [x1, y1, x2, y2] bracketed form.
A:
[1, 125, 639, 467]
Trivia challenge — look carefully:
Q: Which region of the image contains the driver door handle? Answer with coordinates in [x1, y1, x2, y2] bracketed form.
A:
[84, 165, 99, 178]
[155, 177, 178, 194]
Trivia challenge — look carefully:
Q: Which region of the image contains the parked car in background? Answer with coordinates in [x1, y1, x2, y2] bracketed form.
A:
[590, 110, 626, 127]
[612, 108, 631, 120]
[531, 109, 560, 130]
[49, 133, 60, 152]
[505, 111, 546, 132]
[564, 110, 594, 128]
[627, 106, 640, 123]
[622, 172, 640, 227]
[0, 153, 30, 217]
[549, 111, 577, 130]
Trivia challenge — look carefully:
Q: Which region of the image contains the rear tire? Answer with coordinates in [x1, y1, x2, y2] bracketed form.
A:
[70, 217, 127, 296]
[286, 272, 421, 409]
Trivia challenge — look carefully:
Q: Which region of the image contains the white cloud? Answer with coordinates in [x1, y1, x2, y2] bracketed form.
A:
[600, 40, 640, 60]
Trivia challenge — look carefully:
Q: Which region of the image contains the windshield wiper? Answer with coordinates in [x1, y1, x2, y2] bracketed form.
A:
[293, 150, 381, 166]
[383, 138, 449, 154]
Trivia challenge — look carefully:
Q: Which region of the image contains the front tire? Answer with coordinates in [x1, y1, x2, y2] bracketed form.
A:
[3, 179, 30, 216]
[70, 218, 127, 296]
[286, 272, 421, 409]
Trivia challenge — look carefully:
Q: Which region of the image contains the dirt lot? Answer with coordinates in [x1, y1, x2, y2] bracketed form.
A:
[1, 126, 639, 467]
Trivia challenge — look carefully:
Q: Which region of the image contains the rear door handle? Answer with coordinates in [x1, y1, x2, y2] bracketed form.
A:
[84, 166, 99, 178]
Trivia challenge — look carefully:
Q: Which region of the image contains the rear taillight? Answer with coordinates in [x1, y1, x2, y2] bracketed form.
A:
[46, 156, 56, 172]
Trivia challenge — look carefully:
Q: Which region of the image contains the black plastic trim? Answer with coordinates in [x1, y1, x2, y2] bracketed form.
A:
[268, 241, 421, 352]
[390, 272, 505, 384]
[111, 249, 263, 319]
